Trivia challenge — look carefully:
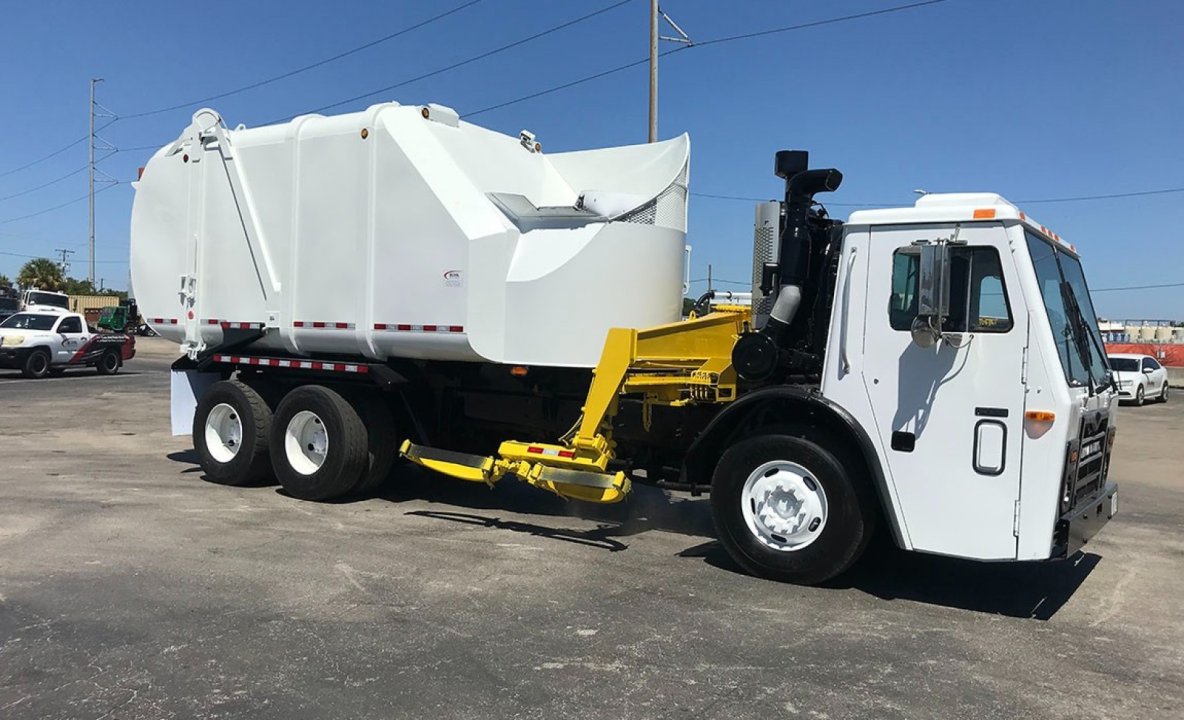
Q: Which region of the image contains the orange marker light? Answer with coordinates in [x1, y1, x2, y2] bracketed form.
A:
[973, 208, 996, 219]
[510, 366, 529, 377]
[1024, 410, 1056, 423]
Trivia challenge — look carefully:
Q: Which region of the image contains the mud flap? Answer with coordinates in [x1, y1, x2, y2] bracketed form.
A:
[170, 369, 221, 436]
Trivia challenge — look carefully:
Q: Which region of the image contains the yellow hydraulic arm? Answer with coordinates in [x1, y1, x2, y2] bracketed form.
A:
[400, 306, 750, 503]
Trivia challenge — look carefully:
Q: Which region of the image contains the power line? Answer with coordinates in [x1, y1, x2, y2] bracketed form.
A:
[121, 0, 488, 120]
[465, 0, 947, 118]
[0, 136, 87, 179]
[0, 165, 88, 202]
[1092, 282, 1184, 293]
[0, 249, 125, 264]
[692, 185, 1184, 207]
[270, 0, 633, 123]
[692, 0, 949, 49]
[0, 183, 120, 226]
[1017, 187, 1184, 204]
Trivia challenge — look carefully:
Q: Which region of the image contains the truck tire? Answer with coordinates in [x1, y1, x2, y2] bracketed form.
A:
[270, 385, 368, 501]
[96, 350, 121, 375]
[347, 392, 399, 495]
[21, 349, 51, 379]
[193, 380, 274, 486]
[710, 432, 875, 585]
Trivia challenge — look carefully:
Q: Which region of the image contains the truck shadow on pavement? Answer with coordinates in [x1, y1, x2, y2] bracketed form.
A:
[378, 468, 716, 541]
[681, 540, 1101, 620]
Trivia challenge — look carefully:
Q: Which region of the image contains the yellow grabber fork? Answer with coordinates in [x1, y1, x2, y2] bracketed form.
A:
[399, 306, 750, 503]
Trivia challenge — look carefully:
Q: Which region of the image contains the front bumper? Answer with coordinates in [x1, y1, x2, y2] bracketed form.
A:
[0, 347, 27, 369]
[1053, 481, 1118, 557]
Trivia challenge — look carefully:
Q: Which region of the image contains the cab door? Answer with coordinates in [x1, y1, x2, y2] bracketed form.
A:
[53, 315, 88, 364]
[861, 223, 1028, 559]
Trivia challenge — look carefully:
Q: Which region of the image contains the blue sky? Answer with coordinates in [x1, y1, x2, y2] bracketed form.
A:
[1, 0, 1180, 318]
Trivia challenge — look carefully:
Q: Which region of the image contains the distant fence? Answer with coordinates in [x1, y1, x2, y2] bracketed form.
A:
[1104, 343, 1184, 367]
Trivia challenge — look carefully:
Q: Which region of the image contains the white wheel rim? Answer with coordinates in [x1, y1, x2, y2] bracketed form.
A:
[204, 403, 243, 464]
[740, 460, 828, 552]
[285, 410, 328, 476]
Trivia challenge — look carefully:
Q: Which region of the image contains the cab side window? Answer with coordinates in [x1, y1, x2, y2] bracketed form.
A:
[888, 246, 1013, 333]
[57, 317, 82, 334]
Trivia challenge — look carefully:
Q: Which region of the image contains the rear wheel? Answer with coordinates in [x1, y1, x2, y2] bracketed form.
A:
[193, 380, 273, 486]
[270, 385, 368, 501]
[711, 432, 875, 585]
[346, 392, 400, 495]
[96, 350, 120, 375]
[21, 349, 51, 379]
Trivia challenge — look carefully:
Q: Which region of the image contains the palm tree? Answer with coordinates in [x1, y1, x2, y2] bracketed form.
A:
[0, 274, 12, 291]
[17, 258, 64, 291]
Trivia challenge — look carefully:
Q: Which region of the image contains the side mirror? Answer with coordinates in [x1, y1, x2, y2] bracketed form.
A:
[911, 241, 951, 348]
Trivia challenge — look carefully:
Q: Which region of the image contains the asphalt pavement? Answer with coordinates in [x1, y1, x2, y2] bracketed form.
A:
[1, 337, 1181, 719]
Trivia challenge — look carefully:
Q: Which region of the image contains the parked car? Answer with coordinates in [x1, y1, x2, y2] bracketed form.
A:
[1108, 353, 1169, 406]
[0, 295, 18, 323]
[0, 311, 135, 378]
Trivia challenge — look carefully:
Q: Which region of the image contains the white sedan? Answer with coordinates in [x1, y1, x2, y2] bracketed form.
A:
[1108, 353, 1170, 406]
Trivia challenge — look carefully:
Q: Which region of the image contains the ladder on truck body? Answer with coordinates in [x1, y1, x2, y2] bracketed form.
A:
[400, 306, 750, 503]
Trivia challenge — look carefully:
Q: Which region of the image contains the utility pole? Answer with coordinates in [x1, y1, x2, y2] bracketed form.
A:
[649, 0, 659, 143]
[88, 79, 116, 286]
[648, 3, 693, 143]
[54, 248, 75, 276]
[89, 78, 100, 286]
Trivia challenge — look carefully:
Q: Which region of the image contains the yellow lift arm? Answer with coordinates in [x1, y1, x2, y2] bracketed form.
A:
[400, 306, 750, 503]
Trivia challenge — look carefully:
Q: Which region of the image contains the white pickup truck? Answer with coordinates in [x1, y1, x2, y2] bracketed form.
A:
[0, 311, 136, 378]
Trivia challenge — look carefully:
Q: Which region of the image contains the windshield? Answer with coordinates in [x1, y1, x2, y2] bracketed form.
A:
[28, 291, 68, 308]
[1024, 230, 1109, 390]
[1, 313, 58, 331]
[1107, 357, 1139, 372]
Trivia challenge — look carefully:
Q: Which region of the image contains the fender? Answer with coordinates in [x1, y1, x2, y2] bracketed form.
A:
[684, 385, 907, 548]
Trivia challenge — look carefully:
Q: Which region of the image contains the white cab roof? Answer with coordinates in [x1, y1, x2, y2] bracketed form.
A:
[845, 192, 1079, 256]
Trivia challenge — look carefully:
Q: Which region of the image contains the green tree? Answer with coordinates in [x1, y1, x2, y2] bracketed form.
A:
[17, 258, 64, 291]
[0, 274, 11, 291]
[61, 277, 97, 295]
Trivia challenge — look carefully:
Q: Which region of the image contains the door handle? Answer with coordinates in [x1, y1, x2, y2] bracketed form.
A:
[839, 246, 857, 373]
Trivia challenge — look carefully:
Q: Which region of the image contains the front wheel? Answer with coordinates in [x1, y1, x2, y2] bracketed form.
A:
[1134, 385, 1145, 407]
[21, 349, 51, 379]
[1161, 383, 1169, 403]
[711, 433, 875, 585]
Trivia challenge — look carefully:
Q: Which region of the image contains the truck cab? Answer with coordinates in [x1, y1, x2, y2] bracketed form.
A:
[20, 289, 70, 314]
[821, 193, 1117, 563]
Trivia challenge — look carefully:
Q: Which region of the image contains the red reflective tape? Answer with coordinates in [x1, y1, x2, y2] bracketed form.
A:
[558, 450, 575, 459]
[422, 324, 437, 332]
[396, 324, 412, 331]
[204, 319, 219, 325]
[373, 323, 389, 330]
[449, 325, 464, 333]
[527, 446, 543, 454]
[293, 321, 306, 328]
[334, 322, 349, 329]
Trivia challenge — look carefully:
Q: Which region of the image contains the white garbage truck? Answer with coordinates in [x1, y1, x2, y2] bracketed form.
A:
[130, 103, 1118, 584]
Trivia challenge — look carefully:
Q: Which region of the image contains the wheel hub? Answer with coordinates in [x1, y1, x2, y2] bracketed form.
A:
[741, 461, 828, 552]
[286, 410, 328, 476]
[204, 403, 243, 464]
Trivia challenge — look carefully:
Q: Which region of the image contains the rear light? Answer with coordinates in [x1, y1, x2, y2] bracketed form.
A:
[1025, 410, 1055, 423]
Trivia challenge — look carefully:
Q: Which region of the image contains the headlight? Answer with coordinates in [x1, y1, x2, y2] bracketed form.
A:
[1118, 380, 1132, 387]
[1, 335, 24, 346]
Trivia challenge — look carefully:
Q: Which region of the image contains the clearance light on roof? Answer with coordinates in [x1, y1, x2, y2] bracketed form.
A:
[973, 208, 996, 219]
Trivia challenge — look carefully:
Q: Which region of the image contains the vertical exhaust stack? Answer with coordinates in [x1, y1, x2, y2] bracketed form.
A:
[733, 150, 843, 381]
